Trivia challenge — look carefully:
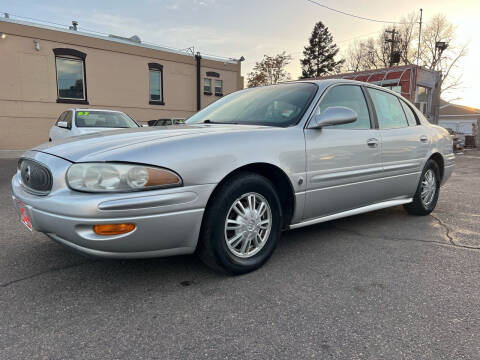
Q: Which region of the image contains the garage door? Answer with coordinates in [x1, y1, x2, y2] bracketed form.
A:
[439, 119, 476, 135]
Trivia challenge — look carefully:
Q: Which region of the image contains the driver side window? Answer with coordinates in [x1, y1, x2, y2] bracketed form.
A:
[55, 111, 67, 126]
[314, 85, 371, 129]
[63, 111, 73, 129]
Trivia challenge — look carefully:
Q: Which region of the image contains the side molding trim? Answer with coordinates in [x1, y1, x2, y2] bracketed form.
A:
[289, 198, 413, 230]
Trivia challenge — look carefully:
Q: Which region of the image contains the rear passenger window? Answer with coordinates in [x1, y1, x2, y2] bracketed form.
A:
[400, 100, 418, 126]
[368, 88, 408, 129]
[316, 85, 371, 129]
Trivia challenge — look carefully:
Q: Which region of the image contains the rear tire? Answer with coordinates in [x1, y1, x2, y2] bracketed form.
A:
[404, 159, 441, 216]
[197, 172, 282, 275]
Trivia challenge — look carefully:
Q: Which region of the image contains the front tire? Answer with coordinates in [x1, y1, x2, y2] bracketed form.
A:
[197, 172, 282, 275]
[404, 159, 441, 216]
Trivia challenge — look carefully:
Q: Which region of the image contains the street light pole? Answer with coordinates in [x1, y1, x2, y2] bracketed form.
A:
[416, 8, 423, 66]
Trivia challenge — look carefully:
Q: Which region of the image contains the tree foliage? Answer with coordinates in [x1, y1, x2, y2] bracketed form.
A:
[247, 52, 293, 88]
[300, 21, 344, 78]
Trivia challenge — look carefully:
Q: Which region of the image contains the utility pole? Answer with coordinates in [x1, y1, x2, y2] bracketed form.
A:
[385, 28, 398, 67]
[416, 8, 423, 66]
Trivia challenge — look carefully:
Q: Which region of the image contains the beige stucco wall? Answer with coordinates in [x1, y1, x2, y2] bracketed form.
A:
[0, 20, 242, 150]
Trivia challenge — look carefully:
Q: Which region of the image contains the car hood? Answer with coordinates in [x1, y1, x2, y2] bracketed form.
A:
[74, 127, 134, 135]
[35, 124, 268, 162]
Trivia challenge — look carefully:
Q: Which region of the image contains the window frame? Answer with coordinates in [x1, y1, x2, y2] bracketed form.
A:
[307, 84, 375, 130]
[214, 79, 223, 97]
[148, 63, 165, 105]
[53, 48, 88, 105]
[399, 98, 420, 126]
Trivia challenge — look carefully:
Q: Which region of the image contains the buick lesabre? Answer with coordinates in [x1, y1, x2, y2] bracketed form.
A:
[12, 80, 454, 274]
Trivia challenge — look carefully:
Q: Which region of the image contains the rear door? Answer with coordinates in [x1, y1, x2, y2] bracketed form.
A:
[303, 84, 383, 220]
[367, 87, 430, 199]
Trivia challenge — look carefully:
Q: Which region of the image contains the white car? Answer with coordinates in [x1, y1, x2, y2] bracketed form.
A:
[49, 109, 140, 142]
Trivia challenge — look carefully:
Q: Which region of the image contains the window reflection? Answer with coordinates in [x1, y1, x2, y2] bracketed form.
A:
[56, 57, 85, 100]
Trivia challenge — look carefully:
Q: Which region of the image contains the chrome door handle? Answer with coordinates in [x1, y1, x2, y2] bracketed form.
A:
[420, 135, 428, 143]
[367, 138, 379, 148]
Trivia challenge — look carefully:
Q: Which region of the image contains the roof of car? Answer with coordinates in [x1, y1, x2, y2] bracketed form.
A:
[291, 78, 405, 97]
[70, 108, 124, 113]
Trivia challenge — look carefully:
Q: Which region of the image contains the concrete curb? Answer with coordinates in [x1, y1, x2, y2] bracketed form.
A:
[0, 150, 25, 159]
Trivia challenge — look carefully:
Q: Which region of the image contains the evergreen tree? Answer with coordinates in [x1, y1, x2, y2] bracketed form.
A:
[300, 21, 344, 78]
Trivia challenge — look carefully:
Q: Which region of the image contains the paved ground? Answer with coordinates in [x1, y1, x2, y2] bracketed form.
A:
[1, 152, 479, 359]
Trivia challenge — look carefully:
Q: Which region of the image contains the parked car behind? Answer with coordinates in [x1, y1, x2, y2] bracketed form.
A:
[445, 128, 465, 152]
[13, 80, 454, 274]
[148, 118, 185, 127]
[49, 109, 139, 141]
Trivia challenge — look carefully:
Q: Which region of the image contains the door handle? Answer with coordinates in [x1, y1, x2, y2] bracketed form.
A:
[367, 138, 379, 148]
[420, 135, 428, 143]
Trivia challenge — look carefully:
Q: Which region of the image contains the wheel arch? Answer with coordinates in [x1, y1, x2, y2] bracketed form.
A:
[204, 162, 296, 230]
[428, 152, 445, 181]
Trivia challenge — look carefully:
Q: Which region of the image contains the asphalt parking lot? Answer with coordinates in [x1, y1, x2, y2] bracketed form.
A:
[1, 152, 479, 359]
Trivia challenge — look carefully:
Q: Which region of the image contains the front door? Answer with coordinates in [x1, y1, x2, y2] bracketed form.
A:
[303, 84, 383, 220]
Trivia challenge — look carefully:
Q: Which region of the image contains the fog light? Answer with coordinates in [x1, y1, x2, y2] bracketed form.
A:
[93, 223, 135, 235]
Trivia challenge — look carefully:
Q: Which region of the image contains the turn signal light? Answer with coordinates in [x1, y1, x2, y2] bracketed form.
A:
[93, 223, 135, 235]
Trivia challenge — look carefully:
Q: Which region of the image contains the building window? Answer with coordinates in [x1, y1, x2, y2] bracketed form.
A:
[148, 63, 164, 105]
[215, 79, 223, 96]
[53, 48, 87, 104]
[415, 86, 430, 115]
[383, 85, 402, 94]
[204, 78, 212, 95]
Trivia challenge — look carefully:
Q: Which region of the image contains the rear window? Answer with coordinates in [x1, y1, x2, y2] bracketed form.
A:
[75, 111, 139, 128]
[368, 88, 408, 129]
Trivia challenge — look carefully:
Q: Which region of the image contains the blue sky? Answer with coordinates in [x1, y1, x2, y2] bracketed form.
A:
[3, 0, 479, 107]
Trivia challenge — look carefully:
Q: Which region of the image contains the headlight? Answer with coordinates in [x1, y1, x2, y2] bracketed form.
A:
[66, 163, 182, 192]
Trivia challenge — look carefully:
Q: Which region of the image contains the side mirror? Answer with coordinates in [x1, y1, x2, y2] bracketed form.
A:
[308, 106, 357, 129]
[57, 121, 70, 129]
[142, 124, 148, 127]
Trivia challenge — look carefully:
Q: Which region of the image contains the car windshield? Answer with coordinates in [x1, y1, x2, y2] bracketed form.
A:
[75, 111, 139, 128]
[185, 83, 318, 127]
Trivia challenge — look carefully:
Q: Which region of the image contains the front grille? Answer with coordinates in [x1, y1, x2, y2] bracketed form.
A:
[18, 158, 53, 195]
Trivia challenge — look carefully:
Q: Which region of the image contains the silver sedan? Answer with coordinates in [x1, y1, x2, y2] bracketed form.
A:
[11, 80, 454, 274]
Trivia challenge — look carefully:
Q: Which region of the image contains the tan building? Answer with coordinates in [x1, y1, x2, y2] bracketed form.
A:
[0, 17, 243, 150]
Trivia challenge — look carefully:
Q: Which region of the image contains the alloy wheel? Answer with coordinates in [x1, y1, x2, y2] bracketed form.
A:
[421, 169, 437, 208]
[224, 192, 272, 258]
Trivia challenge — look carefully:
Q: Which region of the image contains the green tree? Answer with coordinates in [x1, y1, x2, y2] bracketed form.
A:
[247, 52, 293, 88]
[300, 21, 344, 78]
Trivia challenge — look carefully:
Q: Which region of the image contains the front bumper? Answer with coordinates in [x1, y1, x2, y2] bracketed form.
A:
[11, 151, 215, 258]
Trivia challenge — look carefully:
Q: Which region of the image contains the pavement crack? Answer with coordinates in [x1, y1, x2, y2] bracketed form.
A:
[430, 213, 480, 250]
[430, 213, 456, 246]
[0, 260, 95, 288]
